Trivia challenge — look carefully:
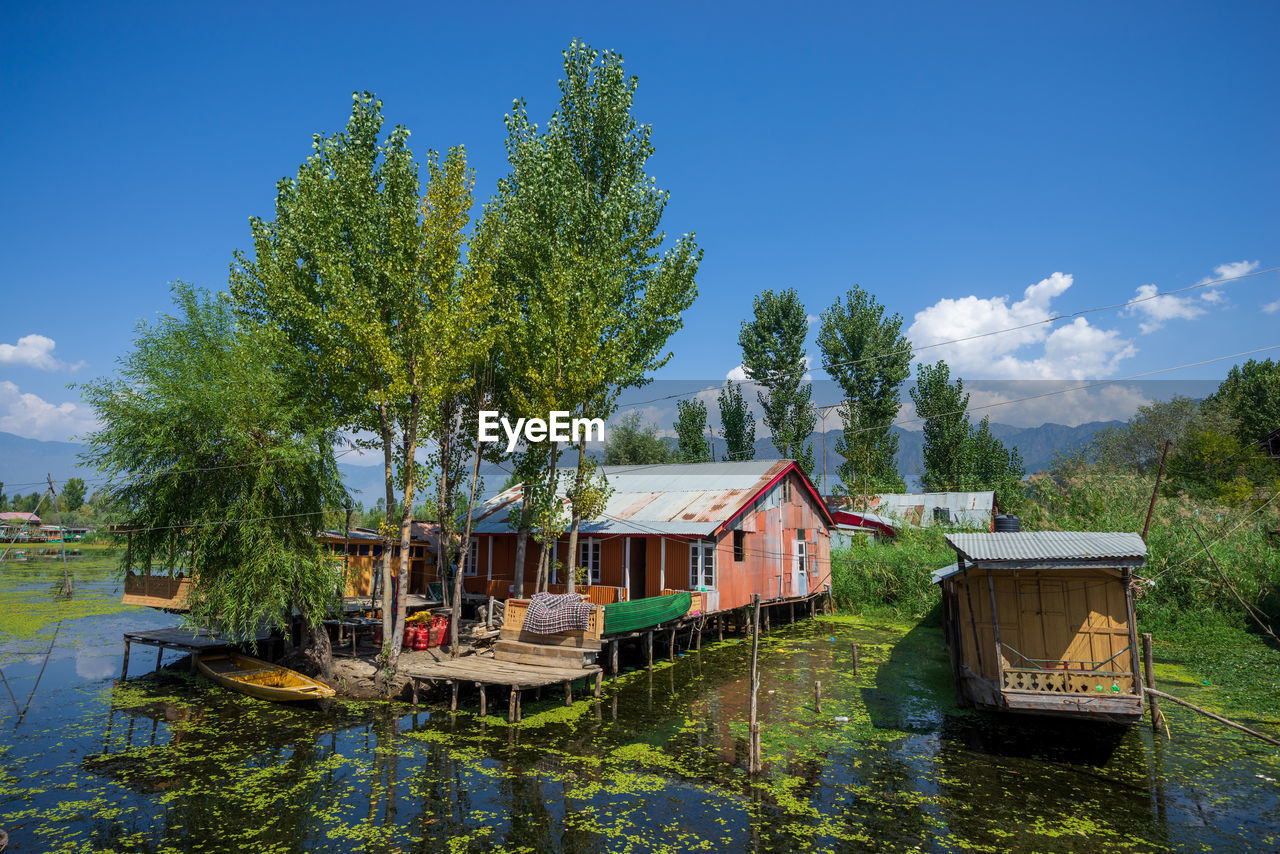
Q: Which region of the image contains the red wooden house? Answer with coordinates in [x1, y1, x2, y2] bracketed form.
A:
[464, 460, 836, 612]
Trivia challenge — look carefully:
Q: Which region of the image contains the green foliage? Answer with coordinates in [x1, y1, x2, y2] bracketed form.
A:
[1205, 357, 1280, 447]
[603, 412, 673, 465]
[830, 526, 952, 619]
[1086, 395, 1222, 473]
[817, 286, 911, 495]
[673, 398, 710, 462]
[60, 477, 87, 513]
[738, 288, 815, 474]
[490, 41, 700, 560]
[716, 380, 755, 461]
[78, 284, 347, 644]
[909, 361, 971, 491]
[1167, 427, 1278, 506]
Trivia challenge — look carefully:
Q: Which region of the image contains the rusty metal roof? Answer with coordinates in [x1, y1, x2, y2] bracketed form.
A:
[946, 531, 1147, 564]
[471, 460, 795, 536]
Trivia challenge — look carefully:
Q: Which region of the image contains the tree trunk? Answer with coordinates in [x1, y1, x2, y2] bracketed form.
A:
[452, 417, 485, 657]
[564, 437, 587, 594]
[298, 604, 334, 680]
[378, 404, 396, 663]
[514, 522, 530, 598]
[389, 393, 420, 674]
[436, 426, 453, 611]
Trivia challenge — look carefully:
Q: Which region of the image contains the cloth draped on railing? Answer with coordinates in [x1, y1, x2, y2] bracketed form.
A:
[523, 591, 592, 634]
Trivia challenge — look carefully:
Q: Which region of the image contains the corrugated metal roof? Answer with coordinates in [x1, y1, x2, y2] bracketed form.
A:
[946, 531, 1147, 563]
[931, 563, 961, 583]
[470, 460, 793, 536]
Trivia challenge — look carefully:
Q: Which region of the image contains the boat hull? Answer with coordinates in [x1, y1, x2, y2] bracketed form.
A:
[603, 592, 692, 635]
[196, 652, 335, 702]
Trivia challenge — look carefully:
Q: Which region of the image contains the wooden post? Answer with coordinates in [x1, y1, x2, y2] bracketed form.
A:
[749, 593, 762, 773]
[815, 681, 822, 713]
[646, 630, 653, 670]
[611, 640, 619, 682]
[487, 596, 494, 629]
[594, 670, 602, 698]
[517, 690, 522, 721]
[155, 646, 164, 673]
[509, 687, 517, 723]
[826, 585, 833, 616]
[669, 627, 676, 662]
[1141, 439, 1172, 542]
[450, 680, 459, 712]
[1142, 633, 1162, 733]
[790, 601, 794, 623]
[985, 569, 1003, 679]
[478, 683, 486, 717]
[189, 653, 197, 674]
[852, 643, 859, 675]
[696, 621, 702, 651]
[412, 679, 420, 708]
[718, 616, 724, 642]
[564, 681, 572, 707]
[764, 605, 770, 633]
[120, 639, 131, 681]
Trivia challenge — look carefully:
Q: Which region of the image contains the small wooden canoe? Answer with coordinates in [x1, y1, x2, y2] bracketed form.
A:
[603, 591, 692, 635]
[196, 652, 335, 702]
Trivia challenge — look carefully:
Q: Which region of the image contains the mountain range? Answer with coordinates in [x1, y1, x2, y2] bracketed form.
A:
[0, 420, 1116, 505]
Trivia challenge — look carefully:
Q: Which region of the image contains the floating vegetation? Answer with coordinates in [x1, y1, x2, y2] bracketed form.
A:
[0, 568, 1277, 851]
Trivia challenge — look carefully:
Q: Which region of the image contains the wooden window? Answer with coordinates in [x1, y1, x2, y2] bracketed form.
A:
[462, 538, 479, 576]
[733, 530, 745, 561]
[796, 529, 807, 575]
[781, 477, 792, 502]
[689, 539, 715, 589]
[578, 539, 602, 584]
[372, 545, 383, 558]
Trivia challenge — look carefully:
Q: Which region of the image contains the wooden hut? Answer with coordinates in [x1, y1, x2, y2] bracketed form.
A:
[934, 531, 1147, 723]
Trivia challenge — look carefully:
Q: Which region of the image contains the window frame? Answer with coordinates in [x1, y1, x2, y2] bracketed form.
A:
[689, 539, 716, 589]
[577, 538, 602, 584]
[462, 537, 479, 577]
[733, 530, 745, 562]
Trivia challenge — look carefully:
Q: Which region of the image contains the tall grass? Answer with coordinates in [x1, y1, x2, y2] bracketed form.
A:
[830, 525, 951, 621]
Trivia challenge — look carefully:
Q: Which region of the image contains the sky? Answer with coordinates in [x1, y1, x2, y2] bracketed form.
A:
[2, 1, 1278, 447]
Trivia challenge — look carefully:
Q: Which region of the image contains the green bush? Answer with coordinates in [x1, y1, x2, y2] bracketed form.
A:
[830, 525, 951, 620]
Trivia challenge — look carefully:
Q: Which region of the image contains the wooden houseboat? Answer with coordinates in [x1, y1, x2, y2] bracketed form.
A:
[934, 531, 1147, 723]
[467, 459, 836, 613]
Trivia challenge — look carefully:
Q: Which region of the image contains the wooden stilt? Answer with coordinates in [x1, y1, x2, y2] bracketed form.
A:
[564, 681, 572, 707]
[765, 606, 770, 632]
[450, 680, 458, 711]
[120, 640, 131, 681]
[611, 640, 619, 682]
[669, 627, 676, 662]
[517, 690, 522, 721]
[189, 653, 198, 674]
[718, 615, 724, 642]
[509, 687, 517, 723]
[852, 643, 859, 674]
[155, 646, 164, 672]
[749, 593, 762, 773]
[815, 681, 822, 713]
[646, 631, 653, 670]
[1142, 633, 1162, 734]
[696, 621, 702, 651]
[478, 683, 487, 717]
[412, 679, 420, 708]
[594, 670, 602, 698]
[790, 601, 795, 623]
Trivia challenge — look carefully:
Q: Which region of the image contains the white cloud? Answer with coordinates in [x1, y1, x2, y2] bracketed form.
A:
[1264, 299, 1280, 315]
[806, 313, 818, 326]
[0, 381, 100, 440]
[1197, 259, 1259, 285]
[726, 364, 749, 382]
[1200, 289, 1225, 304]
[1125, 283, 1205, 333]
[0, 334, 84, 372]
[908, 272, 1135, 380]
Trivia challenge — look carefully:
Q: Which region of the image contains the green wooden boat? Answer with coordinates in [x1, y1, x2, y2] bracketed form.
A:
[603, 592, 692, 635]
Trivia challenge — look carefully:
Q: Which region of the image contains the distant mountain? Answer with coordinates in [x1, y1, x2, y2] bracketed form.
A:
[1, 419, 1119, 503]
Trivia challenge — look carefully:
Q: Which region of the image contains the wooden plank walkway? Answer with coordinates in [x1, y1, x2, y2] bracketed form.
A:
[404, 654, 603, 723]
[120, 626, 274, 680]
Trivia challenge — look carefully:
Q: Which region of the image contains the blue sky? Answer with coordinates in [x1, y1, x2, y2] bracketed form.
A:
[2, 1, 1278, 443]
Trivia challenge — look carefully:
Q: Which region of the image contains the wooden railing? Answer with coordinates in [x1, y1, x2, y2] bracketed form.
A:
[122, 572, 193, 610]
[661, 589, 705, 616]
[543, 584, 628, 605]
[503, 598, 604, 640]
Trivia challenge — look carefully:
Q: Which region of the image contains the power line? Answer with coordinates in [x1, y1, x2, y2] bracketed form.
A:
[618, 264, 1280, 412]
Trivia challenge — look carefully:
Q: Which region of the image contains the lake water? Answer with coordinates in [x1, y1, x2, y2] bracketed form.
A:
[1, 566, 1277, 852]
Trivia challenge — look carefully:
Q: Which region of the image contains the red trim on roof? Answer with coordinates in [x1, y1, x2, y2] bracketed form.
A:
[713, 461, 837, 537]
[831, 510, 897, 538]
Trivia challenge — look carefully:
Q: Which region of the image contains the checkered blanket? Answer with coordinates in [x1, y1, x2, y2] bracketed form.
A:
[523, 592, 593, 635]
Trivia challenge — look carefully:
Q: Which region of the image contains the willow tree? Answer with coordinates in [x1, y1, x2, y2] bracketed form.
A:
[491, 42, 701, 590]
[80, 284, 346, 676]
[817, 286, 912, 496]
[232, 93, 499, 677]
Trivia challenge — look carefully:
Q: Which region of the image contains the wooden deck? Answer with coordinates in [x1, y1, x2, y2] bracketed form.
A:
[404, 652, 603, 723]
[119, 626, 275, 681]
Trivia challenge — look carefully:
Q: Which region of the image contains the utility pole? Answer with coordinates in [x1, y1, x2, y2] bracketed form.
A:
[1141, 440, 1172, 542]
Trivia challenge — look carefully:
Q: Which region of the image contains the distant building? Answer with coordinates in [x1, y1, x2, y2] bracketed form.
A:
[849, 491, 997, 530]
[469, 460, 835, 611]
[0, 511, 42, 541]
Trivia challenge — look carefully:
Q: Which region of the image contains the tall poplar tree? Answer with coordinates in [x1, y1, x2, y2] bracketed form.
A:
[491, 42, 701, 589]
[738, 288, 815, 474]
[816, 286, 911, 496]
[674, 398, 711, 462]
[910, 360, 972, 491]
[717, 380, 756, 461]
